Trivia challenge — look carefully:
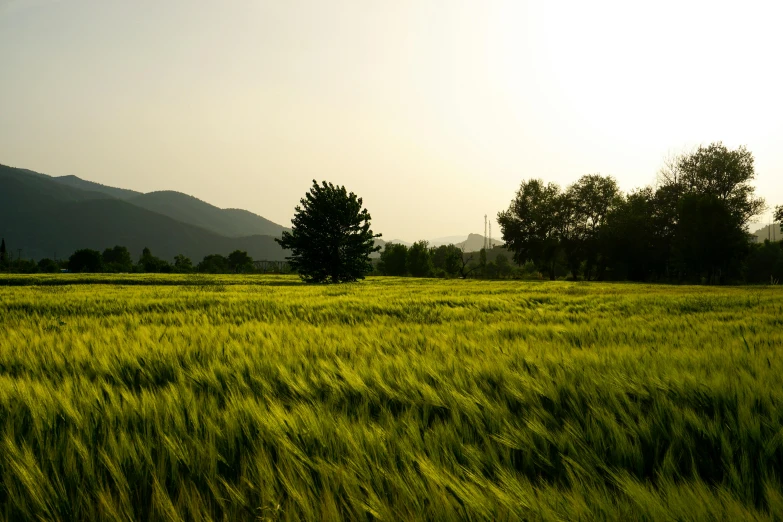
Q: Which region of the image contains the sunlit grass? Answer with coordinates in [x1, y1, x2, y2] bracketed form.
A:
[1, 275, 781, 520]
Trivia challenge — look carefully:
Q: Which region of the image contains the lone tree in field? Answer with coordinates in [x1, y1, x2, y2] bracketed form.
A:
[0, 238, 6, 264]
[277, 180, 381, 283]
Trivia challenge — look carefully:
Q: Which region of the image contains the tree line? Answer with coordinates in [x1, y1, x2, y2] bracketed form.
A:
[0, 243, 287, 275]
[497, 142, 781, 284]
[2, 144, 781, 283]
[375, 242, 527, 279]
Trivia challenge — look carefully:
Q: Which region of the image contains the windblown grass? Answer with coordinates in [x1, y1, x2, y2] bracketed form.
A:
[0, 275, 781, 520]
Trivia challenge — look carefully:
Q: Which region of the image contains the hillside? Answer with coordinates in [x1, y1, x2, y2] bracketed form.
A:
[0, 164, 287, 261]
[457, 233, 504, 252]
[752, 223, 782, 243]
[53, 174, 143, 200]
[127, 191, 289, 238]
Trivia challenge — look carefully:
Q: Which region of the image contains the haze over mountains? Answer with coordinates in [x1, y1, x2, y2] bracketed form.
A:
[0, 164, 290, 262]
[387, 234, 504, 252]
[1, 163, 501, 263]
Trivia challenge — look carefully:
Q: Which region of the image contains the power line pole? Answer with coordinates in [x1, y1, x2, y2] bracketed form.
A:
[484, 214, 488, 250]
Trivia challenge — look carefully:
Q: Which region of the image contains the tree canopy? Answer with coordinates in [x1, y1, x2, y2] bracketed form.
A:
[499, 143, 766, 283]
[276, 180, 381, 283]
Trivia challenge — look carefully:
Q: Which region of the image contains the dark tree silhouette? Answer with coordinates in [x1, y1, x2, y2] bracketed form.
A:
[430, 244, 462, 277]
[775, 205, 783, 226]
[138, 247, 171, 273]
[102, 245, 133, 273]
[37, 258, 60, 273]
[227, 250, 253, 273]
[406, 241, 432, 278]
[497, 179, 566, 280]
[174, 255, 194, 273]
[378, 243, 409, 276]
[276, 180, 381, 283]
[68, 249, 103, 273]
[198, 254, 229, 274]
[0, 238, 6, 264]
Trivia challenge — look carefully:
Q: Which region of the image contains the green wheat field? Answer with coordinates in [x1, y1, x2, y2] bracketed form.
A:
[1, 275, 782, 521]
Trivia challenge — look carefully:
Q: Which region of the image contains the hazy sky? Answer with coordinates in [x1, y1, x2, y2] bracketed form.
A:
[1, 0, 781, 241]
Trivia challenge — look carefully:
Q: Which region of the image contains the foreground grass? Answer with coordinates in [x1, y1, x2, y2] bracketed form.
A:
[0, 275, 782, 521]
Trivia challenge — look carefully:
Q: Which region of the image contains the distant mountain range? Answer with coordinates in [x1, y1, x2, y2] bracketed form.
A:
[0, 164, 290, 262]
[386, 233, 503, 252]
[752, 223, 782, 243]
[0, 162, 500, 262]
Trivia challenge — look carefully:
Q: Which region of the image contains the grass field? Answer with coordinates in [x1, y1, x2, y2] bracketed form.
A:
[1, 275, 782, 521]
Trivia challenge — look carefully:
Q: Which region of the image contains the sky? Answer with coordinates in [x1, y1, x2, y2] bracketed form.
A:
[1, 0, 781, 241]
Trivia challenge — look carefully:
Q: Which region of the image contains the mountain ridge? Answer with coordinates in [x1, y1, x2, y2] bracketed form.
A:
[0, 164, 288, 262]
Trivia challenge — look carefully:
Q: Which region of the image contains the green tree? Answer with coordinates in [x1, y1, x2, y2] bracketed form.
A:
[37, 258, 60, 273]
[775, 205, 783, 226]
[138, 247, 172, 273]
[378, 243, 409, 276]
[174, 255, 194, 273]
[228, 250, 254, 273]
[276, 180, 381, 283]
[406, 240, 432, 278]
[495, 253, 512, 278]
[497, 179, 566, 280]
[68, 249, 103, 273]
[198, 254, 229, 274]
[661, 142, 765, 225]
[430, 244, 462, 277]
[565, 174, 621, 279]
[102, 246, 133, 273]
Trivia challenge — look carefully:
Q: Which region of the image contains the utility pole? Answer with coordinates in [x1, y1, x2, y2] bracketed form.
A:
[484, 214, 488, 250]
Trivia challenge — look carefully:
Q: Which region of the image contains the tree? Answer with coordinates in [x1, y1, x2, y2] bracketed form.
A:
[775, 205, 783, 226]
[198, 254, 229, 274]
[407, 241, 432, 277]
[138, 247, 171, 273]
[38, 258, 60, 273]
[378, 243, 409, 276]
[659, 142, 765, 226]
[276, 180, 381, 283]
[102, 245, 133, 273]
[495, 253, 512, 278]
[744, 240, 783, 284]
[431, 244, 462, 277]
[565, 174, 621, 279]
[228, 250, 254, 273]
[68, 249, 103, 273]
[673, 194, 748, 283]
[497, 179, 566, 280]
[174, 255, 194, 273]
[0, 238, 6, 265]
[601, 188, 664, 281]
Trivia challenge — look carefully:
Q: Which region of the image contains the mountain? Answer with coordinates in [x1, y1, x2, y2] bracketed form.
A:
[429, 235, 468, 247]
[456, 233, 503, 252]
[382, 234, 502, 251]
[45, 174, 289, 238]
[752, 224, 782, 243]
[386, 239, 412, 247]
[53, 174, 143, 200]
[126, 191, 289, 238]
[0, 164, 287, 262]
